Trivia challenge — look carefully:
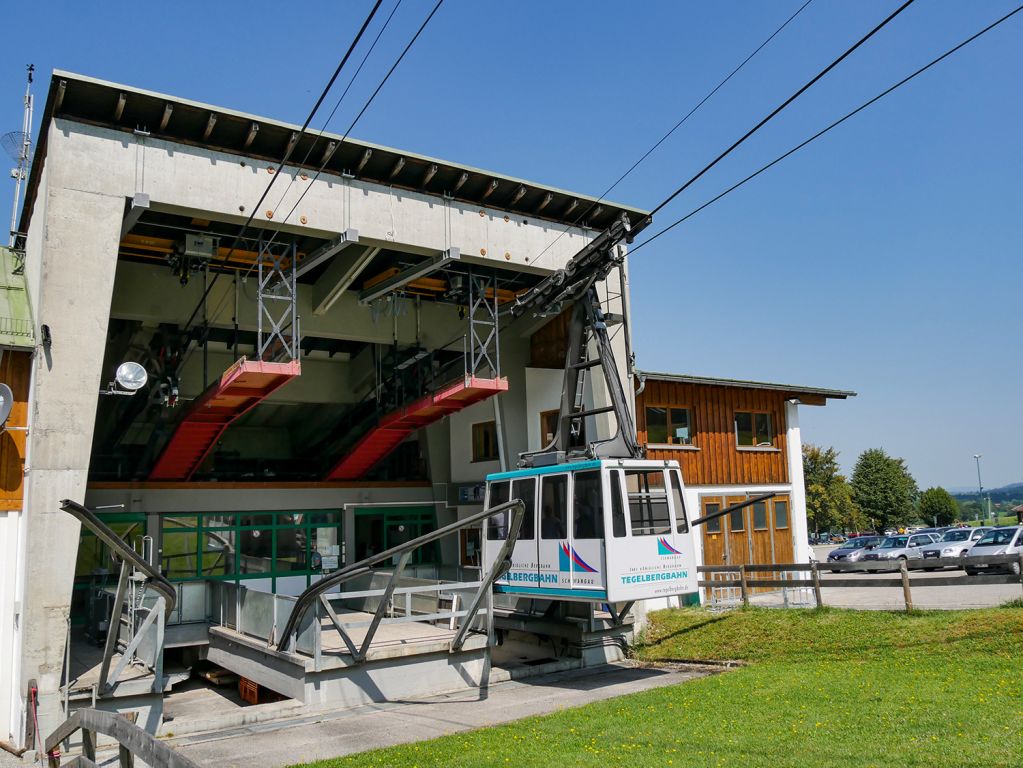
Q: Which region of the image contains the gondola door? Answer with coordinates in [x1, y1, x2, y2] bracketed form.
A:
[568, 469, 606, 596]
[538, 472, 571, 591]
[485, 476, 538, 590]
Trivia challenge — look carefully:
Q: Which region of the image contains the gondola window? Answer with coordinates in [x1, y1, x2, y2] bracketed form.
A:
[540, 474, 568, 539]
[486, 480, 510, 540]
[624, 470, 671, 536]
[573, 471, 604, 539]
[511, 477, 536, 539]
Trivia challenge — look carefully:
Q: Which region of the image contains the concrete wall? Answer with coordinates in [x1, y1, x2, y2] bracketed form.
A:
[16, 120, 126, 742]
[785, 401, 811, 563]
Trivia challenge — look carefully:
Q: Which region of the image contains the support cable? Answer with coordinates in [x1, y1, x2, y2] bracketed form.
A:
[643, 0, 918, 223]
[530, 0, 817, 265]
[629, 3, 1023, 255]
[180, 0, 386, 333]
[242, 0, 446, 281]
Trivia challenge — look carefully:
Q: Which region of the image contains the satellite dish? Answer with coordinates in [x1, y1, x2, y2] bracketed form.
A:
[115, 362, 148, 391]
[0, 383, 12, 428]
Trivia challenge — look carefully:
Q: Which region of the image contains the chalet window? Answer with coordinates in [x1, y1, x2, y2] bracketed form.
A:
[774, 499, 789, 529]
[735, 411, 774, 447]
[540, 408, 586, 449]
[645, 406, 693, 445]
[472, 421, 499, 462]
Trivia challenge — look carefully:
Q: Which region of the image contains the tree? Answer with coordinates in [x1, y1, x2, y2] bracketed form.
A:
[919, 487, 959, 526]
[850, 448, 919, 531]
[803, 444, 865, 534]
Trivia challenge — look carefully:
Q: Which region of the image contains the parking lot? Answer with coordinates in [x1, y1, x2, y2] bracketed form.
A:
[746, 545, 1023, 610]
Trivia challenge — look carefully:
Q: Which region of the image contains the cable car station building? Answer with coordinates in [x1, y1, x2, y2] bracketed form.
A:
[0, 71, 849, 750]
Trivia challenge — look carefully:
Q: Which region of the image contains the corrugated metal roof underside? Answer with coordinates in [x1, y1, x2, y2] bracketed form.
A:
[18, 71, 648, 238]
[636, 369, 855, 399]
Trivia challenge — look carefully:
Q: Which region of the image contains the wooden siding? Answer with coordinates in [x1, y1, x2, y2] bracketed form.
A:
[637, 379, 789, 486]
[0, 351, 31, 510]
[528, 308, 572, 369]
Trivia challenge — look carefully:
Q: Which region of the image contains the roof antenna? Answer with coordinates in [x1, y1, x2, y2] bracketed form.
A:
[3, 64, 34, 247]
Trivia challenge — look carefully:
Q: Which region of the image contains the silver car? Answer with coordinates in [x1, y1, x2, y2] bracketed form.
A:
[860, 533, 938, 568]
[964, 526, 1023, 576]
[826, 536, 886, 571]
[919, 527, 993, 569]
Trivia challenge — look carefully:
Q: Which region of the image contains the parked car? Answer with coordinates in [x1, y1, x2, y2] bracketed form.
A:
[860, 533, 937, 568]
[918, 527, 992, 569]
[964, 526, 1023, 576]
[826, 536, 886, 571]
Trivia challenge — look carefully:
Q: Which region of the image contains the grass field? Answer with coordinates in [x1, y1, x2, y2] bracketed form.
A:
[293, 606, 1023, 768]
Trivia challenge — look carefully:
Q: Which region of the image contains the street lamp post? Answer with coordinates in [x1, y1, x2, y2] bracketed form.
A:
[973, 454, 985, 525]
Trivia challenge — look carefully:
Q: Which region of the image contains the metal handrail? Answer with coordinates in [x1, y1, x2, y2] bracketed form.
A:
[275, 498, 525, 651]
[60, 499, 176, 616]
[45, 708, 200, 768]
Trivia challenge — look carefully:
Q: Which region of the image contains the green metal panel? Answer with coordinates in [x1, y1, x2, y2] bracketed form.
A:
[0, 247, 34, 349]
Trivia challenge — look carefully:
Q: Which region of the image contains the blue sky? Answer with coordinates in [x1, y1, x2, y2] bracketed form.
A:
[1, 0, 1020, 489]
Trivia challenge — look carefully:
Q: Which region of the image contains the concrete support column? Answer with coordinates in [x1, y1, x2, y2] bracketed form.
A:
[785, 401, 811, 563]
[18, 184, 124, 743]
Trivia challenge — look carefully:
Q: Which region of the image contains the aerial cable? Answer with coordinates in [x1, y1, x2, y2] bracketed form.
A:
[530, 0, 817, 266]
[643, 0, 917, 223]
[262, 0, 406, 238]
[271, 0, 446, 239]
[180, 0, 386, 333]
[629, 2, 1023, 256]
[238, 0, 416, 282]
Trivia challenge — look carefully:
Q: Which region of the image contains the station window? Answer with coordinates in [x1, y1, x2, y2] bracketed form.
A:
[735, 411, 774, 447]
[573, 471, 604, 540]
[540, 409, 587, 449]
[157, 509, 342, 590]
[624, 470, 671, 536]
[472, 420, 499, 462]
[645, 406, 694, 446]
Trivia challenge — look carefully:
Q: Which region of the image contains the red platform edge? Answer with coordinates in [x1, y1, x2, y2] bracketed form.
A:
[149, 358, 301, 481]
[325, 376, 509, 480]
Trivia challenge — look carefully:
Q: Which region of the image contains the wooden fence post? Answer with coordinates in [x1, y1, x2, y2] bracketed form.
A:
[738, 564, 749, 608]
[811, 562, 823, 608]
[900, 559, 913, 612]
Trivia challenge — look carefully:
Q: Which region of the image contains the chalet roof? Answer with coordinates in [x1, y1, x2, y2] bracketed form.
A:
[636, 370, 856, 400]
[17, 70, 648, 238]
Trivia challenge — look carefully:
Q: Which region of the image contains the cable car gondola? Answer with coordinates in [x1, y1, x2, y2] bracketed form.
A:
[482, 459, 697, 602]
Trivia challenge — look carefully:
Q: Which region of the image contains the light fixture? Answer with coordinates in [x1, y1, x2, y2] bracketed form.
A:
[100, 361, 149, 396]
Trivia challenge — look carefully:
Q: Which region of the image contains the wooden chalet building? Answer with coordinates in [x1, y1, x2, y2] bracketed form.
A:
[634, 371, 854, 580]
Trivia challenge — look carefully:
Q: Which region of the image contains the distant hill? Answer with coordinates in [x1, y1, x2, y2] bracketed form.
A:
[953, 482, 1023, 503]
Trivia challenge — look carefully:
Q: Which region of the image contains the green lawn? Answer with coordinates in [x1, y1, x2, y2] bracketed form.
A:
[293, 606, 1023, 768]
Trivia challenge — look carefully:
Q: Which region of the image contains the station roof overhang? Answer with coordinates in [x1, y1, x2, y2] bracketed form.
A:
[17, 70, 649, 240]
[636, 369, 856, 406]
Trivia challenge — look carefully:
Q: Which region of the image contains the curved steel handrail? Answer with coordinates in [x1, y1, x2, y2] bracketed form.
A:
[45, 708, 200, 768]
[61, 499, 177, 616]
[275, 498, 525, 650]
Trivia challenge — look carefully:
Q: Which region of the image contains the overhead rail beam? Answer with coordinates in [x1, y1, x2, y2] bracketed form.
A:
[312, 245, 380, 315]
[294, 228, 359, 279]
[120, 193, 150, 238]
[358, 248, 460, 305]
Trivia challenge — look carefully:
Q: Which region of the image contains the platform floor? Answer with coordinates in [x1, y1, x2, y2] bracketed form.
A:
[316, 608, 462, 657]
[164, 662, 714, 767]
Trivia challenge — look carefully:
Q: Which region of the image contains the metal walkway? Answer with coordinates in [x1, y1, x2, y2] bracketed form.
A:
[324, 376, 508, 480]
[149, 357, 301, 480]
